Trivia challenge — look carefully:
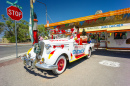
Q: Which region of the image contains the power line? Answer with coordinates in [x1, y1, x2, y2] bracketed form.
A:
[47, 14, 53, 23]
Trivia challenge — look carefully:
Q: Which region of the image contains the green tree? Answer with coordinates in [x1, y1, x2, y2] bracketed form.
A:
[38, 24, 49, 37]
[0, 22, 4, 34]
[1, 14, 30, 43]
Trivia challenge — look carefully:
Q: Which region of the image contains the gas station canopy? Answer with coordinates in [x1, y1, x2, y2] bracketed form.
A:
[45, 8, 130, 28]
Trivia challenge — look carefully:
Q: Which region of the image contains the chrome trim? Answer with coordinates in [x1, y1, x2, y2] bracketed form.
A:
[21, 56, 31, 61]
[21, 56, 58, 70]
[35, 62, 58, 70]
[21, 56, 35, 68]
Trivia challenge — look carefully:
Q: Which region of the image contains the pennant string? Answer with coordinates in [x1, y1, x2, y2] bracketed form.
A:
[80, 21, 85, 26]
[123, 14, 128, 19]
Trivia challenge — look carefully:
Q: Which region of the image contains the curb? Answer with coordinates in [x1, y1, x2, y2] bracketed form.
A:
[0, 44, 32, 46]
[0, 52, 26, 63]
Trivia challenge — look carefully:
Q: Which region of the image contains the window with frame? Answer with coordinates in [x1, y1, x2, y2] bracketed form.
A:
[114, 32, 127, 39]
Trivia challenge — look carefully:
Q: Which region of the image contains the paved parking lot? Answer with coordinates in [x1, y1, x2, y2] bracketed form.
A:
[0, 49, 130, 86]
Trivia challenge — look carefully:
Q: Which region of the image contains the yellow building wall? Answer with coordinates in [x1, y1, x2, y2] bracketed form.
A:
[2, 38, 9, 43]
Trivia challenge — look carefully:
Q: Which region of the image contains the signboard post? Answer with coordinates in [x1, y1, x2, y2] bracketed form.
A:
[6, 0, 23, 58]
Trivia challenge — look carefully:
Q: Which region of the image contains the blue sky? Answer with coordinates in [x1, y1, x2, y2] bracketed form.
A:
[0, 0, 130, 38]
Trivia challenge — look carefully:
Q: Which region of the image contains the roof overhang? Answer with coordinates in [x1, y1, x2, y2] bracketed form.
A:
[45, 8, 130, 28]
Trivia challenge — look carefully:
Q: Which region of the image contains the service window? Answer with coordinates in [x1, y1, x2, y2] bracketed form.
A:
[114, 32, 127, 39]
[100, 33, 105, 40]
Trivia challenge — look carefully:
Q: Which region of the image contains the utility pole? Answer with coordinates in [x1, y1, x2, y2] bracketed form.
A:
[36, 0, 47, 24]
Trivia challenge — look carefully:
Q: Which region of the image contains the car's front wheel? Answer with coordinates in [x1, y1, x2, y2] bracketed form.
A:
[52, 55, 67, 75]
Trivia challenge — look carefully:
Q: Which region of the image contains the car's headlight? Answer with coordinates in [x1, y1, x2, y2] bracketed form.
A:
[45, 44, 51, 50]
[34, 43, 41, 54]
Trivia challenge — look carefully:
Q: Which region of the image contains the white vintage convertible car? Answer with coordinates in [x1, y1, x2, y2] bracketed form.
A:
[21, 37, 94, 75]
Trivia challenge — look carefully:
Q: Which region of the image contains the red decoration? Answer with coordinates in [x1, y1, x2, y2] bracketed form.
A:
[71, 28, 74, 32]
[94, 19, 97, 22]
[85, 19, 97, 24]
[120, 33, 122, 37]
[33, 30, 38, 44]
[115, 33, 117, 37]
[51, 35, 53, 39]
[53, 45, 56, 49]
[54, 30, 56, 33]
[55, 27, 60, 33]
[61, 29, 66, 34]
[61, 25, 65, 27]
[80, 38, 82, 45]
[57, 26, 60, 28]
[61, 44, 64, 49]
[85, 20, 89, 24]
[89, 20, 93, 23]
[77, 34, 80, 38]
[53, 45, 64, 49]
[75, 40, 79, 44]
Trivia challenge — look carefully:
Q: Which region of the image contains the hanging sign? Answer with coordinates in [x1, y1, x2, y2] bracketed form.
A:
[110, 33, 112, 36]
[84, 23, 130, 30]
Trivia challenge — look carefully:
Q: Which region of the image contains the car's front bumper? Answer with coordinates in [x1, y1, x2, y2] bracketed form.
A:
[21, 56, 58, 70]
[35, 62, 58, 70]
[21, 56, 35, 68]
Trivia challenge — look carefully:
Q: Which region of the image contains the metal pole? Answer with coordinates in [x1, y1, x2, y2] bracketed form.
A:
[15, 20, 18, 58]
[36, 0, 47, 24]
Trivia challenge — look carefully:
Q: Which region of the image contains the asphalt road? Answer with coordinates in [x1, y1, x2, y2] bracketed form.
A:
[0, 49, 130, 86]
[0, 45, 32, 58]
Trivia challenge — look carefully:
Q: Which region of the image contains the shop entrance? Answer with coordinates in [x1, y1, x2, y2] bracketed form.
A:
[88, 32, 107, 49]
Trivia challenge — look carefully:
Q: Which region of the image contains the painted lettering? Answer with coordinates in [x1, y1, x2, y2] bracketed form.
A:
[8, 9, 22, 17]
[73, 49, 84, 54]
[8, 9, 12, 15]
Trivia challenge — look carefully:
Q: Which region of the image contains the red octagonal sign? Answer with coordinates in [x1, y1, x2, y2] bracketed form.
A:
[7, 6, 23, 21]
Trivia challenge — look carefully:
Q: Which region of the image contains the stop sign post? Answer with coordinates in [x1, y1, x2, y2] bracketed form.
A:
[7, 6, 23, 21]
[6, 4, 23, 58]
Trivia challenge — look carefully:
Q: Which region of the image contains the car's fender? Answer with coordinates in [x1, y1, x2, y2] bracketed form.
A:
[84, 44, 91, 54]
[45, 49, 71, 65]
[27, 47, 36, 58]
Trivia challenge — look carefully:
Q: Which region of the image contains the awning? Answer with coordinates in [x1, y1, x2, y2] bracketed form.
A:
[45, 8, 130, 28]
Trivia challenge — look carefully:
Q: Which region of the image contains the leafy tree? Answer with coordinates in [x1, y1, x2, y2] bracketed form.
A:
[0, 22, 4, 34]
[37, 24, 49, 37]
[1, 14, 30, 43]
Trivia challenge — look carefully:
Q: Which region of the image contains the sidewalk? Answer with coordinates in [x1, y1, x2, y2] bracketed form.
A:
[0, 52, 26, 63]
[0, 42, 32, 46]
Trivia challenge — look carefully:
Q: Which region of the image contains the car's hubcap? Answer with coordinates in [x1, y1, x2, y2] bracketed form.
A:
[57, 59, 64, 71]
[88, 50, 90, 56]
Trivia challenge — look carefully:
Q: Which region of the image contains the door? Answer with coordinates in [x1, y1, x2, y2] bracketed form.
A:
[73, 44, 85, 59]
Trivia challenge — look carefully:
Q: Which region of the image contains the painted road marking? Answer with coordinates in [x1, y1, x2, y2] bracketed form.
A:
[99, 60, 120, 67]
[0, 52, 26, 61]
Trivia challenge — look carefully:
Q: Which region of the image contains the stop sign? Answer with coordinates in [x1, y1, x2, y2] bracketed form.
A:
[7, 6, 23, 21]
